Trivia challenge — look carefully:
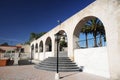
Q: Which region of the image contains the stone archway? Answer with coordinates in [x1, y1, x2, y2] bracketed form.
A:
[30, 1, 120, 79]
[73, 16, 110, 78]
[39, 41, 43, 52]
[73, 16, 107, 49]
[31, 44, 34, 59]
[54, 30, 68, 57]
[35, 43, 38, 53]
[45, 37, 52, 52]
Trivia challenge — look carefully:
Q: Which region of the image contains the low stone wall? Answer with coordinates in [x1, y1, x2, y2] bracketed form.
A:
[74, 47, 110, 78]
[39, 52, 44, 61]
[34, 52, 53, 60]
[20, 53, 31, 59]
[44, 52, 53, 59]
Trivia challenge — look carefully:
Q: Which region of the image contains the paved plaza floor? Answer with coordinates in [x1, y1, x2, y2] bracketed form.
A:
[0, 65, 109, 80]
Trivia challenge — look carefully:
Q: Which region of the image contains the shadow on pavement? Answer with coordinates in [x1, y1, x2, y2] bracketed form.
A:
[60, 72, 79, 79]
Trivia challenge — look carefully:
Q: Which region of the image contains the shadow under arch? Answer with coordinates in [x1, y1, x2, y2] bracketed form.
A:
[39, 40, 43, 52]
[45, 37, 52, 52]
[35, 43, 38, 53]
[31, 44, 34, 59]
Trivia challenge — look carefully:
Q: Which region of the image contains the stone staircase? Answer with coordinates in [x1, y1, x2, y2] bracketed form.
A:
[35, 57, 80, 72]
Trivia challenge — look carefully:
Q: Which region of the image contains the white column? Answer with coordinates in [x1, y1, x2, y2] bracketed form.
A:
[14, 53, 19, 65]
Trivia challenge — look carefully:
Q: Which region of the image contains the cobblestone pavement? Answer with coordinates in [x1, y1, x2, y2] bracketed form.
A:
[0, 65, 109, 80]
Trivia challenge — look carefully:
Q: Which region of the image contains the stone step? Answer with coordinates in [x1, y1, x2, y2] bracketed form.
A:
[39, 63, 77, 67]
[44, 57, 71, 60]
[42, 57, 73, 63]
[35, 65, 79, 72]
[42, 60, 73, 63]
[37, 64, 78, 68]
[41, 58, 75, 64]
[35, 57, 80, 72]
[40, 62, 76, 64]
[44, 59, 71, 61]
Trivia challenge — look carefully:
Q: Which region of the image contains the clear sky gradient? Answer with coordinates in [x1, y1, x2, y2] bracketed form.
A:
[0, 0, 95, 45]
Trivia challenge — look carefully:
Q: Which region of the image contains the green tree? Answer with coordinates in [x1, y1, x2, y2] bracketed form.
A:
[29, 33, 36, 42]
[37, 32, 46, 39]
[86, 18, 99, 47]
[60, 40, 67, 47]
[86, 18, 106, 47]
[29, 32, 46, 42]
[97, 21, 106, 46]
[0, 42, 9, 46]
[81, 25, 91, 48]
[90, 18, 98, 47]
[59, 36, 67, 51]
[25, 32, 46, 44]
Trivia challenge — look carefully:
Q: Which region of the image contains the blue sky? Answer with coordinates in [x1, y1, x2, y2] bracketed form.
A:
[0, 0, 95, 45]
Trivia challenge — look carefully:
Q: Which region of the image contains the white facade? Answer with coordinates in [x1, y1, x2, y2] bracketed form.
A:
[31, 0, 120, 80]
[74, 47, 110, 78]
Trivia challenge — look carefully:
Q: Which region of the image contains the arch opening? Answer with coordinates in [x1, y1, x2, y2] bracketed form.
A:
[73, 16, 107, 49]
[45, 37, 52, 52]
[39, 41, 43, 52]
[73, 16, 109, 78]
[35, 43, 38, 53]
[55, 30, 68, 57]
[31, 44, 34, 59]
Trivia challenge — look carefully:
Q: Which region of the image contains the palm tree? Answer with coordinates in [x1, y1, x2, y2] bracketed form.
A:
[91, 18, 98, 47]
[86, 18, 100, 47]
[86, 18, 106, 47]
[98, 21, 105, 47]
[29, 32, 37, 42]
[81, 18, 106, 48]
[37, 32, 46, 39]
[29, 32, 46, 42]
[81, 25, 91, 48]
[97, 22, 106, 47]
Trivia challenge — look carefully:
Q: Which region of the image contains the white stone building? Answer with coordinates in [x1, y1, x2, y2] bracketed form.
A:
[31, 0, 120, 80]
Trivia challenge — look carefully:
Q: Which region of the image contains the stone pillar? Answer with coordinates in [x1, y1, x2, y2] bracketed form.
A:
[14, 53, 19, 65]
[107, 0, 120, 80]
[43, 40, 46, 60]
[53, 38, 57, 57]
[67, 33, 74, 61]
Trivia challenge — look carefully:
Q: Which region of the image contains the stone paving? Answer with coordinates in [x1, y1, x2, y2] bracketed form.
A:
[0, 65, 109, 80]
